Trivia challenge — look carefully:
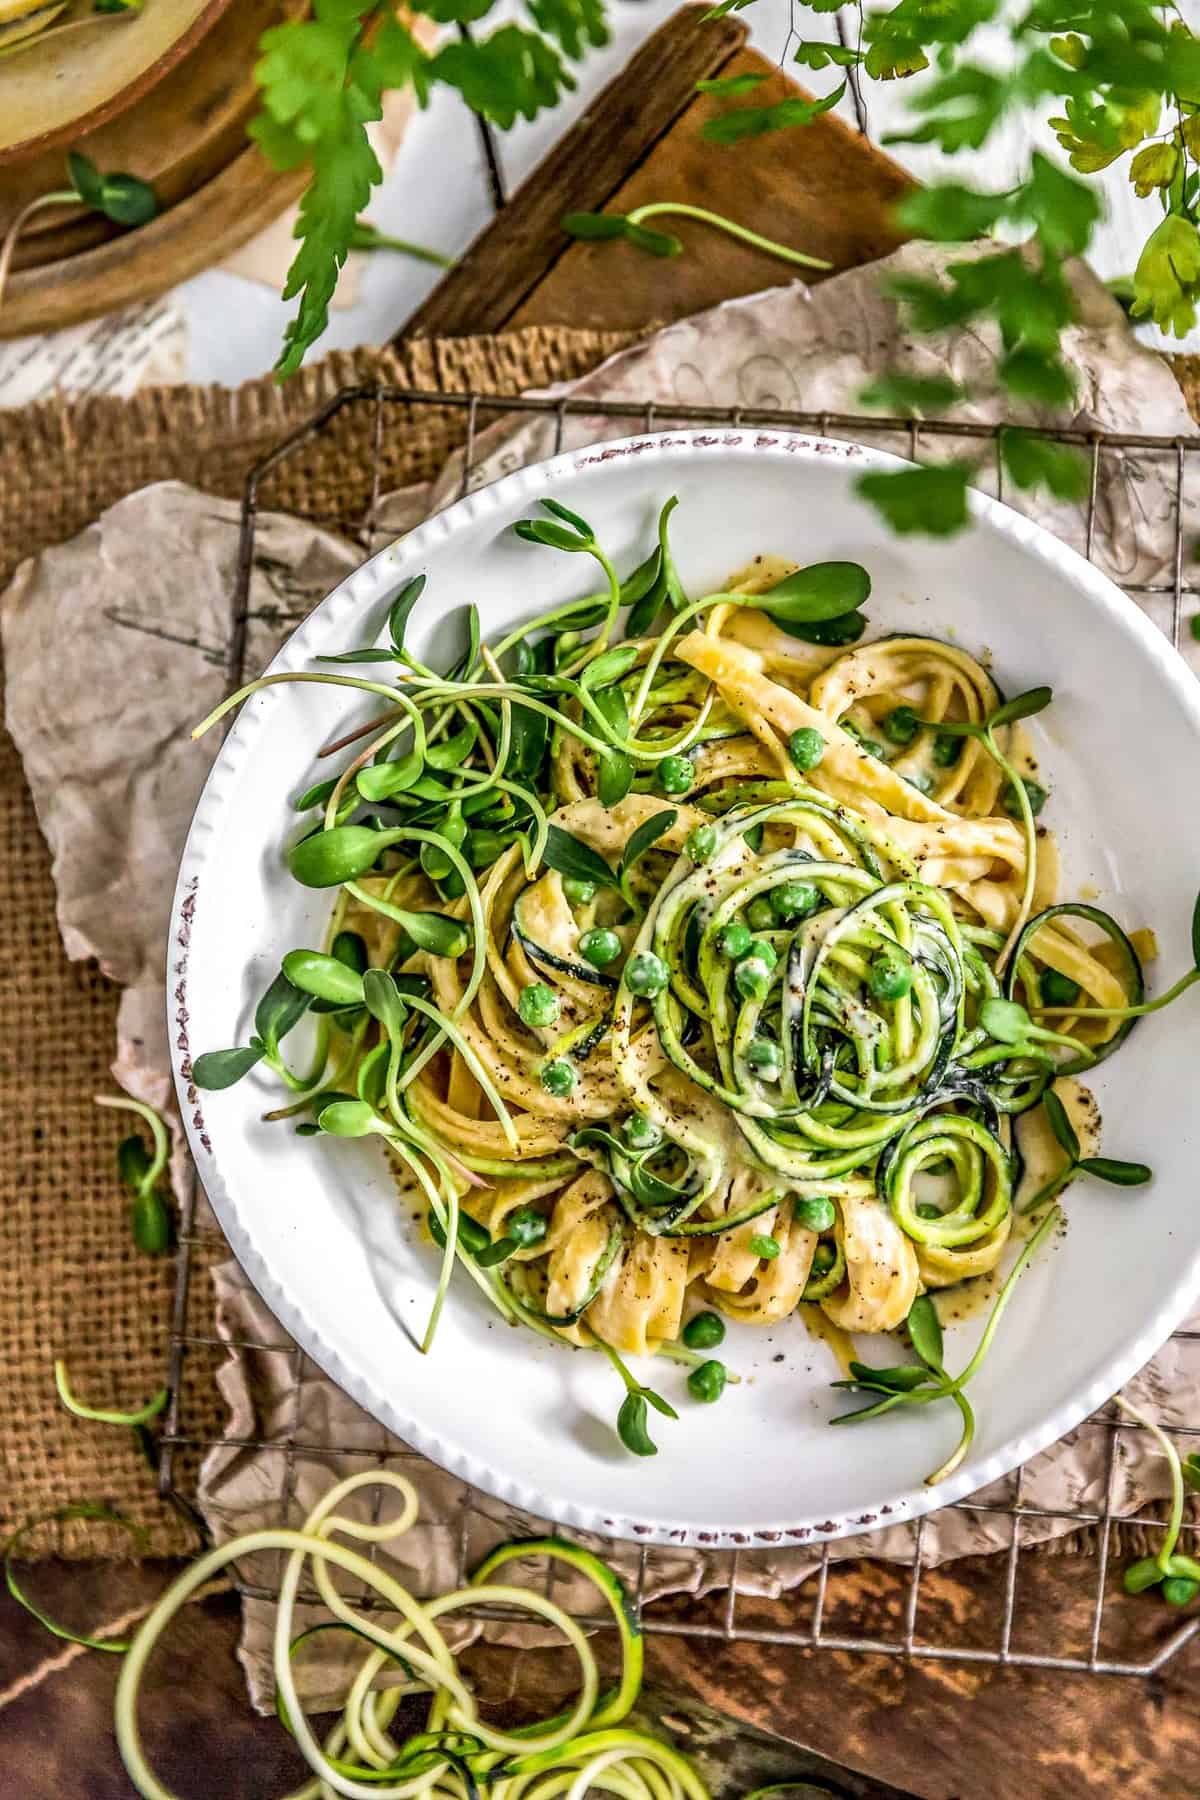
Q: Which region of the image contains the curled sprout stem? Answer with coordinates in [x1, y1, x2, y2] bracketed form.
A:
[625, 202, 834, 272]
[54, 1361, 169, 1429]
[94, 1094, 170, 1188]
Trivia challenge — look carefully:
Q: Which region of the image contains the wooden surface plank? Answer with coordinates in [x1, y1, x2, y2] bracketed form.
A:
[1, 1555, 1196, 1799]
[510, 47, 912, 332]
[403, 6, 749, 338]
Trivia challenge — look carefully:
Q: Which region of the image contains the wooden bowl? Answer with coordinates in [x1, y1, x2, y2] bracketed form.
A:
[0, 0, 237, 162]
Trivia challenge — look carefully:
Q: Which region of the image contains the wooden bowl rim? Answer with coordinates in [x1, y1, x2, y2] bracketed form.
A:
[0, 0, 238, 166]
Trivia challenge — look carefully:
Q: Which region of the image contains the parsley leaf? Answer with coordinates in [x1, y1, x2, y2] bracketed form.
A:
[428, 23, 575, 127]
[856, 464, 972, 538]
[894, 183, 1005, 242]
[696, 72, 768, 95]
[701, 81, 845, 144]
[857, 371, 964, 415]
[1131, 213, 1200, 337]
[252, 0, 608, 373]
[998, 428, 1089, 501]
[793, 41, 861, 69]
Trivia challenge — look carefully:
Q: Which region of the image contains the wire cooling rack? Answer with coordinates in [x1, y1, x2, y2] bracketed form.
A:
[159, 386, 1200, 1680]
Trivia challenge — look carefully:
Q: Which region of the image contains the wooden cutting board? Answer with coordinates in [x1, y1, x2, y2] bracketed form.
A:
[405, 6, 913, 339]
[0, 0, 309, 336]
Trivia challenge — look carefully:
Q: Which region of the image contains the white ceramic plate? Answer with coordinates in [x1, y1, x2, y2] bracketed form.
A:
[170, 430, 1200, 1549]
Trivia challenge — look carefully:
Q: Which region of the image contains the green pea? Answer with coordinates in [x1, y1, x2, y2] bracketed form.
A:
[579, 927, 622, 968]
[562, 876, 596, 907]
[735, 952, 775, 1002]
[933, 731, 962, 768]
[794, 1196, 835, 1232]
[682, 1311, 725, 1350]
[747, 896, 775, 931]
[1163, 1576, 1199, 1608]
[623, 1114, 662, 1151]
[1003, 777, 1048, 819]
[282, 949, 366, 1007]
[1040, 968, 1081, 1008]
[685, 824, 718, 863]
[657, 754, 694, 795]
[788, 726, 825, 772]
[540, 1059, 576, 1097]
[884, 705, 920, 745]
[625, 951, 669, 996]
[771, 879, 819, 922]
[745, 1037, 782, 1081]
[717, 921, 752, 959]
[749, 1233, 780, 1260]
[507, 1205, 548, 1248]
[518, 983, 559, 1028]
[843, 721, 883, 759]
[687, 1359, 727, 1404]
[811, 1241, 837, 1275]
[916, 1201, 943, 1221]
[869, 949, 912, 1001]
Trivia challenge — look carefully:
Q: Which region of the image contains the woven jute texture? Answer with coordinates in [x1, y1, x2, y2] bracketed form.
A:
[0, 327, 632, 1558]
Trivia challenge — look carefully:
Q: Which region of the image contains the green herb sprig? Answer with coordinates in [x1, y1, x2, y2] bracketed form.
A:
[252, 0, 609, 375]
[832, 1205, 1061, 1485]
[1018, 1087, 1152, 1213]
[1118, 1395, 1200, 1608]
[95, 1094, 174, 1256]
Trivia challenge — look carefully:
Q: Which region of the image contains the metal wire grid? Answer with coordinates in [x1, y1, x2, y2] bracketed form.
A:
[161, 386, 1200, 1679]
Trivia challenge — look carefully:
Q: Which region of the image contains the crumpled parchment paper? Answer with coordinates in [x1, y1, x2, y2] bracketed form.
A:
[4, 242, 1199, 1712]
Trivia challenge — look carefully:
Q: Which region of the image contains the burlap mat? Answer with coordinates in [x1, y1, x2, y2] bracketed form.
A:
[0, 328, 633, 1558]
[1, 321, 1194, 1561]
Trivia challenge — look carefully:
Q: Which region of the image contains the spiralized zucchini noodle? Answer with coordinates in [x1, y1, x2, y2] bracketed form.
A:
[115, 1471, 706, 1800]
[193, 495, 1196, 1469]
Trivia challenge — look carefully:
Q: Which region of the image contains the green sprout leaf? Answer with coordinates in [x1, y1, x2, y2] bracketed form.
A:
[191, 1046, 265, 1091]
[1077, 1157, 1153, 1187]
[254, 971, 312, 1058]
[755, 561, 871, 624]
[388, 575, 426, 652]
[543, 824, 620, 892]
[617, 1391, 657, 1456]
[620, 809, 677, 879]
[906, 1295, 944, 1371]
[987, 686, 1053, 730]
[318, 1099, 382, 1137]
[1042, 1088, 1080, 1163]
